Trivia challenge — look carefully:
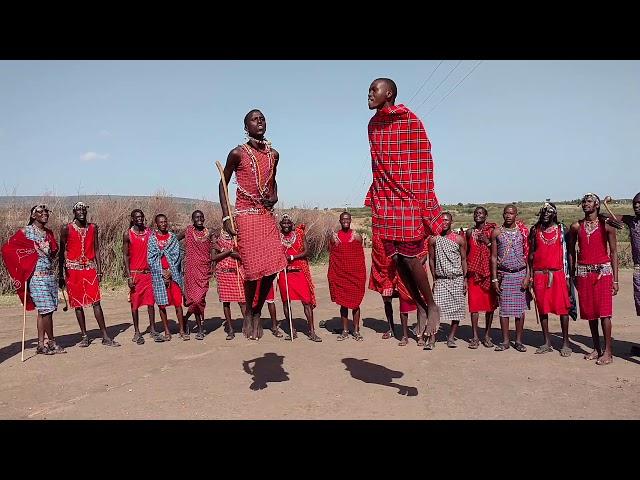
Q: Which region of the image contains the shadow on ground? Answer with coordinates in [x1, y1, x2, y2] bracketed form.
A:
[342, 357, 418, 396]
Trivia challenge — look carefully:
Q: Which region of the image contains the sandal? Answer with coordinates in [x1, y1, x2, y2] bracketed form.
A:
[77, 335, 91, 348]
[47, 342, 66, 354]
[560, 346, 572, 357]
[271, 327, 284, 338]
[132, 332, 145, 345]
[36, 344, 55, 355]
[284, 332, 298, 341]
[535, 344, 553, 354]
[447, 338, 458, 348]
[482, 338, 494, 348]
[163, 334, 172, 342]
[353, 331, 364, 342]
[398, 336, 408, 347]
[424, 341, 436, 351]
[417, 337, 425, 347]
[381, 330, 394, 340]
[318, 320, 327, 328]
[337, 331, 349, 341]
[494, 342, 510, 352]
[468, 338, 480, 349]
[226, 331, 235, 340]
[153, 333, 165, 343]
[195, 331, 205, 340]
[179, 332, 191, 341]
[102, 338, 121, 347]
[308, 332, 323, 342]
[595, 356, 613, 366]
[513, 342, 527, 352]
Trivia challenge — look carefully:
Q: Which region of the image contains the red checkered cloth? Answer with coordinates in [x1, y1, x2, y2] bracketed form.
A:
[368, 231, 397, 297]
[576, 272, 613, 320]
[214, 232, 245, 303]
[185, 225, 213, 316]
[280, 225, 316, 307]
[236, 212, 287, 281]
[327, 230, 367, 309]
[365, 104, 444, 241]
[467, 222, 497, 290]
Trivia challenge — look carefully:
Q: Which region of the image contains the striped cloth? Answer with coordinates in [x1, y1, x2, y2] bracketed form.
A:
[24, 225, 58, 315]
[148, 231, 184, 306]
[214, 231, 245, 303]
[365, 104, 444, 241]
[432, 234, 465, 323]
[496, 228, 529, 318]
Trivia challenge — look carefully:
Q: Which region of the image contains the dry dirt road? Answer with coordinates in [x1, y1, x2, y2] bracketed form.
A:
[1, 249, 638, 419]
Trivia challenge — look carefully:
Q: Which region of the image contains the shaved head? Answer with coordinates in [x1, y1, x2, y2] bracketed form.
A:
[373, 78, 397, 100]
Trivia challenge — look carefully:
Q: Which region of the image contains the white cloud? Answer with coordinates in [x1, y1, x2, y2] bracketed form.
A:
[99, 130, 112, 137]
[80, 151, 110, 162]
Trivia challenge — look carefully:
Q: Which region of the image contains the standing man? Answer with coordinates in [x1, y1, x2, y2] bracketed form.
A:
[618, 192, 640, 356]
[365, 78, 444, 337]
[58, 202, 120, 347]
[327, 212, 367, 341]
[466, 206, 498, 349]
[212, 227, 246, 340]
[428, 212, 467, 348]
[395, 244, 429, 347]
[123, 209, 163, 345]
[148, 214, 188, 341]
[528, 202, 573, 357]
[219, 109, 287, 340]
[2, 205, 65, 355]
[568, 193, 619, 365]
[278, 215, 321, 342]
[490, 205, 530, 352]
[182, 210, 215, 340]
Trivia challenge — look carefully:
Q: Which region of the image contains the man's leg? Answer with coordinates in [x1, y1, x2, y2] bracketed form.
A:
[147, 305, 158, 336]
[304, 303, 321, 342]
[242, 280, 258, 339]
[484, 311, 494, 347]
[268, 302, 281, 335]
[597, 317, 613, 365]
[470, 312, 480, 344]
[92, 302, 119, 346]
[395, 255, 440, 335]
[37, 313, 46, 348]
[43, 312, 64, 352]
[282, 300, 297, 340]
[340, 306, 349, 334]
[416, 306, 426, 346]
[382, 296, 394, 339]
[251, 273, 277, 340]
[130, 307, 144, 344]
[399, 312, 409, 346]
[74, 307, 90, 346]
[222, 302, 234, 340]
[158, 306, 171, 340]
[176, 306, 189, 340]
[536, 313, 552, 353]
[495, 316, 511, 351]
[559, 314, 571, 356]
[447, 320, 460, 347]
[585, 319, 601, 360]
[514, 313, 527, 352]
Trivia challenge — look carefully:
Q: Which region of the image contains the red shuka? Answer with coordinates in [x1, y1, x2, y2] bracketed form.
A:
[327, 229, 366, 309]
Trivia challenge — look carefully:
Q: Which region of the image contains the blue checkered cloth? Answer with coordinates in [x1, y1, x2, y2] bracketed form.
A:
[24, 225, 58, 315]
[148, 232, 184, 306]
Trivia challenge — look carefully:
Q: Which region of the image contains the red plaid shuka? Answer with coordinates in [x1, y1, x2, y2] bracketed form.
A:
[327, 229, 366, 309]
[467, 222, 497, 290]
[365, 104, 444, 242]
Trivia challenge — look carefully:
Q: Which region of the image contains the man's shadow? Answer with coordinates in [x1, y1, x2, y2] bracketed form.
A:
[242, 352, 289, 391]
[341, 357, 418, 396]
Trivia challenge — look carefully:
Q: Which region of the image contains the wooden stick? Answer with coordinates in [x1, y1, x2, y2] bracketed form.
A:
[21, 282, 28, 362]
[603, 196, 619, 221]
[61, 287, 69, 312]
[283, 268, 295, 341]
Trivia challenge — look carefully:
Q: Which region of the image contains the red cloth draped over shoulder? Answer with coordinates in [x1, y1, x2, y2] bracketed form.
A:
[1, 228, 58, 310]
[281, 225, 316, 308]
[467, 222, 497, 290]
[327, 230, 366, 309]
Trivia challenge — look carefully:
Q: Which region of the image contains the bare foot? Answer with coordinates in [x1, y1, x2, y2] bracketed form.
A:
[398, 336, 408, 346]
[382, 330, 394, 340]
[584, 350, 600, 360]
[595, 353, 613, 365]
[425, 304, 441, 336]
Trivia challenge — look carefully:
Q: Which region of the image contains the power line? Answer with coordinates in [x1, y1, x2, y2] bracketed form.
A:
[425, 60, 483, 116]
[415, 60, 463, 112]
[407, 60, 444, 105]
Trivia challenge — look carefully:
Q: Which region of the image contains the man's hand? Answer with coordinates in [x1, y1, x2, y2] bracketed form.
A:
[230, 251, 241, 261]
[612, 282, 619, 296]
[463, 281, 467, 296]
[223, 218, 237, 237]
[521, 275, 530, 290]
[492, 279, 501, 297]
[261, 195, 277, 210]
[58, 277, 65, 289]
[477, 232, 490, 245]
[127, 277, 136, 289]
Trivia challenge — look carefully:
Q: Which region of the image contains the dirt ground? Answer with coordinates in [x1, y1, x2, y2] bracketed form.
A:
[1, 249, 638, 420]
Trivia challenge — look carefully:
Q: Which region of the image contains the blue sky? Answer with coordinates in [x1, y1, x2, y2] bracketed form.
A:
[1, 60, 638, 208]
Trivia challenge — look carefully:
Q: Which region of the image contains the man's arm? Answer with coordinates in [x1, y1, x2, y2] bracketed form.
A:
[219, 148, 242, 236]
[428, 237, 436, 279]
[262, 149, 279, 209]
[122, 231, 134, 289]
[567, 222, 579, 278]
[58, 224, 68, 288]
[93, 224, 102, 279]
[490, 228, 500, 295]
[459, 234, 467, 279]
[606, 223, 619, 296]
[291, 232, 309, 262]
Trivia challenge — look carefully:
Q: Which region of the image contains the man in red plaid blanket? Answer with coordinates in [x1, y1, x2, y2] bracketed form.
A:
[365, 78, 445, 336]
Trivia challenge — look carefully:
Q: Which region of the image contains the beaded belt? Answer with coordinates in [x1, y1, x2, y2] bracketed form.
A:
[65, 260, 96, 271]
[435, 273, 464, 280]
[576, 262, 612, 277]
[131, 269, 150, 274]
[534, 268, 561, 288]
[498, 265, 527, 273]
[234, 207, 272, 216]
[32, 270, 54, 277]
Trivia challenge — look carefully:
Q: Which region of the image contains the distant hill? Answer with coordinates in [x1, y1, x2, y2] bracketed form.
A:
[0, 195, 220, 209]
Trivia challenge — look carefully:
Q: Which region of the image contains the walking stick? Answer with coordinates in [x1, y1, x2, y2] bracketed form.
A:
[215, 161, 242, 289]
[21, 282, 28, 362]
[603, 196, 619, 221]
[61, 286, 69, 312]
[283, 267, 295, 340]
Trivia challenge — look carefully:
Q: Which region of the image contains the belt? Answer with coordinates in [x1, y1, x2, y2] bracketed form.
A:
[576, 262, 612, 278]
[218, 268, 238, 273]
[32, 270, 54, 277]
[435, 273, 464, 280]
[285, 268, 301, 273]
[634, 264, 640, 271]
[65, 260, 96, 271]
[498, 265, 527, 273]
[130, 269, 150, 274]
[534, 268, 561, 288]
